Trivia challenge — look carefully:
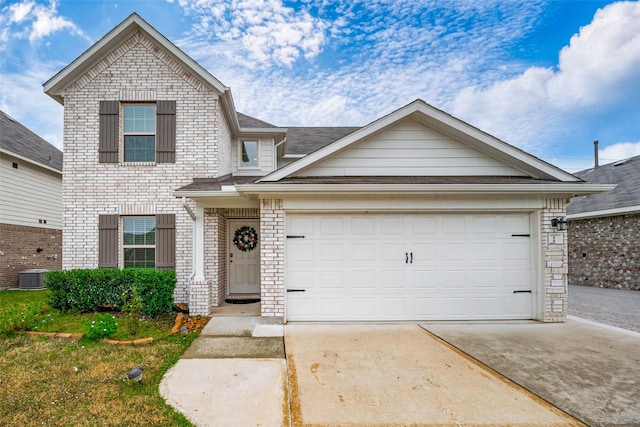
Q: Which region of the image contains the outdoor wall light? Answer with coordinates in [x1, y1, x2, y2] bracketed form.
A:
[551, 217, 568, 231]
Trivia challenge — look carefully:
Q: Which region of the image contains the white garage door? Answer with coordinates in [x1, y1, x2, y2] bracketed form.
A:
[286, 213, 534, 321]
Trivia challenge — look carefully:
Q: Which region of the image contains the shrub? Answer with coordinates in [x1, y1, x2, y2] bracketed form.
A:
[46, 269, 176, 316]
[84, 313, 118, 339]
[122, 287, 143, 335]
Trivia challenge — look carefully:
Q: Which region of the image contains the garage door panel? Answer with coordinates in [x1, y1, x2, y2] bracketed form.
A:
[319, 243, 344, 261]
[286, 213, 533, 321]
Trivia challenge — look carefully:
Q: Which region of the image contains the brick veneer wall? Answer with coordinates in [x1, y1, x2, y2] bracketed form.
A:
[541, 198, 569, 322]
[260, 199, 285, 318]
[0, 224, 62, 289]
[568, 213, 640, 291]
[61, 30, 229, 303]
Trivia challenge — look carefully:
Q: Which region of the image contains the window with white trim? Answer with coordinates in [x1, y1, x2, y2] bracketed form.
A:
[123, 104, 156, 162]
[239, 140, 259, 168]
[123, 217, 156, 268]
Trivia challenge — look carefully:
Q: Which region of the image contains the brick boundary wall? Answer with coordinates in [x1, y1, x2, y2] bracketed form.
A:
[0, 224, 62, 289]
[568, 213, 640, 291]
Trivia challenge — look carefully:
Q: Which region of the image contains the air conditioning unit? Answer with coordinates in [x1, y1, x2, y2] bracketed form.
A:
[19, 269, 49, 289]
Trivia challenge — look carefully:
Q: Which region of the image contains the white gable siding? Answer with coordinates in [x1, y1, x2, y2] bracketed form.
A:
[296, 119, 527, 177]
[232, 137, 276, 176]
[0, 153, 62, 229]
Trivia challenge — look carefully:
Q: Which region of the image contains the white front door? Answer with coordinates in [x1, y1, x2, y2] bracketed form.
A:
[228, 220, 260, 294]
[286, 213, 534, 321]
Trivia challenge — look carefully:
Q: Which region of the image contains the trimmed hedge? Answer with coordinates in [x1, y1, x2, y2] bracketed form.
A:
[45, 269, 176, 317]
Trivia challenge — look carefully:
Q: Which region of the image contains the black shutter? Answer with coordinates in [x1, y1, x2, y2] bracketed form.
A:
[99, 101, 119, 163]
[98, 215, 119, 267]
[156, 214, 175, 270]
[156, 101, 176, 163]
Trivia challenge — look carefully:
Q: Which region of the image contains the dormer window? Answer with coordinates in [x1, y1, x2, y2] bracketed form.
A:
[240, 140, 259, 168]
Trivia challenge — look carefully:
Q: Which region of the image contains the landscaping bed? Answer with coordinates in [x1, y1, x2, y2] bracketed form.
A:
[0, 289, 209, 426]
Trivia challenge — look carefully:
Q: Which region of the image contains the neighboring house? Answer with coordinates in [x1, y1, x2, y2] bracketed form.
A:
[567, 156, 640, 291]
[0, 111, 63, 289]
[43, 13, 612, 322]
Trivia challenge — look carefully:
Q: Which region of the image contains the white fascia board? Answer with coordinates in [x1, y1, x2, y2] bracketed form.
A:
[0, 148, 62, 175]
[238, 127, 288, 135]
[567, 205, 640, 220]
[260, 99, 580, 183]
[44, 13, 228, 103]
[235, 183, 615, 196]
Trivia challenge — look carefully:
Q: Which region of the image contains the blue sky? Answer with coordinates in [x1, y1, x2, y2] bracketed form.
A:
[1, 0, 639, 172]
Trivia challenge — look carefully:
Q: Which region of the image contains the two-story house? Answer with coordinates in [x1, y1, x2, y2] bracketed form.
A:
[44, 14, 611, 322]
[0, 111, 63, 289]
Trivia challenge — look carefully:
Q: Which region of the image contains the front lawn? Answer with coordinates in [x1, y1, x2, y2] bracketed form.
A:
[0, 290, 199, 426]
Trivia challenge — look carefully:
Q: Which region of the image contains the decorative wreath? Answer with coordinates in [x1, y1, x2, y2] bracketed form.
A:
[233, 226, 259, 252]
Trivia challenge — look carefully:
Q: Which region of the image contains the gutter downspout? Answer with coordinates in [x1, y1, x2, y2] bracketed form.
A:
[182, 196, 196, 220]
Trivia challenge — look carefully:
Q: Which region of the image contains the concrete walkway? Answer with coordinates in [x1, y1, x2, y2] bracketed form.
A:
[160, 315, 288, 427]
[424, 320, 640, 427]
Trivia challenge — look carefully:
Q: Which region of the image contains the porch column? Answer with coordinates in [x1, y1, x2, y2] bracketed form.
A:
[194, 205, 206, 282]
[541, 197, 569, 322]
[260, 199, 285, 318]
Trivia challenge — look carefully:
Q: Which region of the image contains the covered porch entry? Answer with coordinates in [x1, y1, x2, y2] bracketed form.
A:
[180, 181, 263, 316]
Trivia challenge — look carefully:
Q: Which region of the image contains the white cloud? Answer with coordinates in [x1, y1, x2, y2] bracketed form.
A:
[0, 64, 64, 149]
[450, 1, 640, 154]
[599, 141, 640, 164]
[0, 0, 86, 46]
[178, 0, 329, 67]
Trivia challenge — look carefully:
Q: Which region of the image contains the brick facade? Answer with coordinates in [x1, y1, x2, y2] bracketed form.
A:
[568, 213, 640, 291]
[0, 224, 62, 289]
[259, 199, 285, 319]
[61, 31, 228, 303]
[540, 198, 570, 322]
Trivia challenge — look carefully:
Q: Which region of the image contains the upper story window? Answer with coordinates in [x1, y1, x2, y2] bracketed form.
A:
[123, 104, 156, 163]
[240, 140, 259, 168]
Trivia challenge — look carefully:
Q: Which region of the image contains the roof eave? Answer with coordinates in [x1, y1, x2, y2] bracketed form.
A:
[0, 148, 62, 174]
[234, 182, 615, 196]
[567, 204, 640, 220]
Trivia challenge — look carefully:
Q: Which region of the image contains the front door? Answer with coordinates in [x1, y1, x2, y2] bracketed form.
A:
[228, 220, 260, 294]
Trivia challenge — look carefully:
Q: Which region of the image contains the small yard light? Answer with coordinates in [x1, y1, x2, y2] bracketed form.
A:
[127, 367, 144, 384]
[180, 325, 189, 336]
[551, 217, 567, 231]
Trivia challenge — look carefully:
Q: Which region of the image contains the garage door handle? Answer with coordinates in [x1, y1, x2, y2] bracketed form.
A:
[513, 290, 532, 294]
[406, 253, 408, 263]
[410, 252, 413, 263]
[287, 289, 306, 292]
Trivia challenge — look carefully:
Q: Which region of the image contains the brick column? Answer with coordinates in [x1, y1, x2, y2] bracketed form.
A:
[260, 199, 285, 319]
[541, 198, 569, 322]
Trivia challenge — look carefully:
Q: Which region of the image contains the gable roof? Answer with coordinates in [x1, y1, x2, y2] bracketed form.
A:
[285, 127, 361, 156]
[43, 13, 240, 133]
[567, 156, 639, 218]
[260, 99, 580, 183]
[0, 111, 62, 172]
[237, 112, 278, 129]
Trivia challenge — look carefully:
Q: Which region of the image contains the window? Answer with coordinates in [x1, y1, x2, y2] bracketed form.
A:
[123, 217, 156, 268]
[240, 140, 259, 168]
[123, 104, 156, 162]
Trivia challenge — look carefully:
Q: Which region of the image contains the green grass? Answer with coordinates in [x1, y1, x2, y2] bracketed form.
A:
[0, 290, 199, 426]
[0, 290, 175, 340]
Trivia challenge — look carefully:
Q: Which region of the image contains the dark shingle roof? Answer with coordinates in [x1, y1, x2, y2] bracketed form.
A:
[237, 112, 278, 128]
[285, 127, 360, 155]
[567, 156, 640, 215]
[175, 175, 259, 192]
[0, 111, 62, 171]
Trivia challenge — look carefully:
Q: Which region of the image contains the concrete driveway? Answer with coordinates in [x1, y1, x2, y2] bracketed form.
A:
[285, 324, 582, 426]
[424, 320, 640, 427]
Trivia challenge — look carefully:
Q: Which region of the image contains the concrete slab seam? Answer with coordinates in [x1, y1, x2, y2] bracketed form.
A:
[418, 325, 587, 427]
